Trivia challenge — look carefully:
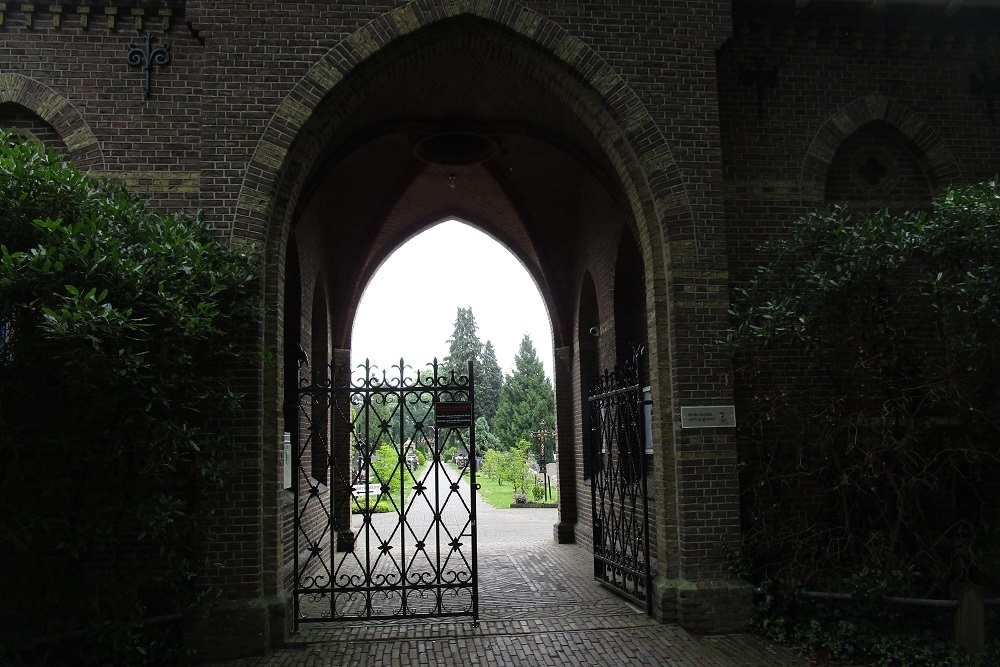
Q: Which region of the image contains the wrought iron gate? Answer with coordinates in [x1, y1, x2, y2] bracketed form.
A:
[293, 358, 478, 626]
[588, 348, 652, 612]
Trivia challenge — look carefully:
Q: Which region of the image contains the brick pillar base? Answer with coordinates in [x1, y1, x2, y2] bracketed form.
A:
[184, 594, 288, 661]
[553, 520, 576, 544]
[652, 576, 753, 633]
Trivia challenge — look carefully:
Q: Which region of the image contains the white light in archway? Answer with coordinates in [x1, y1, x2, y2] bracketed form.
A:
[351, 220, 554, 381]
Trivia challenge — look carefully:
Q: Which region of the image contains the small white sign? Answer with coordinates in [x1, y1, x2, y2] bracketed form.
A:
[681, 406, 736, 428]
[283, 432, 292, 489]
[643, 386, 653, 454]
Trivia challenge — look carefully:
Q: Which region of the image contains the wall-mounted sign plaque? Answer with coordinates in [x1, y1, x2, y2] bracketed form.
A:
[681, 406, 736, 428]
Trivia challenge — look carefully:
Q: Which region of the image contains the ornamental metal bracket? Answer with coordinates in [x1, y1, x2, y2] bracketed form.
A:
[126, 32, 172, 98]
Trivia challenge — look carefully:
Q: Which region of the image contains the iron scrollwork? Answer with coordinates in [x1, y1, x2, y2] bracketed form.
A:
[293, 356, 478, 626]
[126, 32, 172, 98]
[588, 346, 652, 613]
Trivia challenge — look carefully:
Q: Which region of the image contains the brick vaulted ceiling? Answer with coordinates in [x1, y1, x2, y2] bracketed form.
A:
[293, 18, 631, 351]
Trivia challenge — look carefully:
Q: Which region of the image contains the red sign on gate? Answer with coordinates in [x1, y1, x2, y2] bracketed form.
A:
[435, 401, 473, 428]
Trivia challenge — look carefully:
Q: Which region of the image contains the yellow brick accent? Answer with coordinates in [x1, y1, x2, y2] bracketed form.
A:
[830, 109, 856, 137]
[442, 0, 466, 16]
[62, 127, 96, 151]
[20, 3, 33, 29]
[105, 171, 200, 194]
[899, 113, 927, 141]
[276, 98, 310, 128]
[252, 141, 286, 170]
[307, 60, 343, 90]
[390, 5, 420, 35]
[347, 27, 379, 58]
[591, 64, 620, 96]
[671, 270, 729, 280]
[640, 145, 676, 174]
[512, 9, 541, 38]
[230, 235, 261, 257]
[864, 93, 889, 119]
[0, 73, 27, 102]
[555, 34, 584, 64]
[674, 299, 729, 309]
[622, 101, 649, 133]
[35, 90, 66, 122]
[655, 192, 690, 217]
[669, 239, 698, 264]
[925, 143, 954, 168]
[239, 188, 271, 214]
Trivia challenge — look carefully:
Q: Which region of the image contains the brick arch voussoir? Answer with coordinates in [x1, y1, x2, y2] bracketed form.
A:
[240, 0, 690, 283]
[801, 93, 962, 202]
[0, 73, 105, 170]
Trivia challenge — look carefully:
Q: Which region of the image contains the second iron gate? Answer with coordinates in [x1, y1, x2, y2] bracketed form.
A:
[293, 358, 478, 626]
[588, 348, 652, 613]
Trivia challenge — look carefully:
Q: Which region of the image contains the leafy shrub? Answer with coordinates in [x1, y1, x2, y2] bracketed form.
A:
[0, 133, 260, 664]
[726, 179, 1000, 596]
[752, 579, 1000, 667]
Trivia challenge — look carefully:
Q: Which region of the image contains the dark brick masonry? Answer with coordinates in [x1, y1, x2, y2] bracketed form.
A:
[1, 0, 997, 659]
[202, 504, 806, 667]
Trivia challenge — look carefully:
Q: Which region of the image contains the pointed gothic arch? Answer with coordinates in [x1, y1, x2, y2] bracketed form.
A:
[801, 93, 962, 203]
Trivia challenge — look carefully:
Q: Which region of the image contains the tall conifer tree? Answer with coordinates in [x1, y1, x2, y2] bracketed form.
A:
[443, 307, 482, 379]
[477, 340, 503, 421]
[492, 334, 555, 453]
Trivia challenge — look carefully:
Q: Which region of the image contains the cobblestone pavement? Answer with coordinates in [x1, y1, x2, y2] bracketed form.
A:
[204, 495, 811, 666]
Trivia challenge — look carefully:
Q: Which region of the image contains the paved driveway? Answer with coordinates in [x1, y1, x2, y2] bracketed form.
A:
[203, 484, 810, 666]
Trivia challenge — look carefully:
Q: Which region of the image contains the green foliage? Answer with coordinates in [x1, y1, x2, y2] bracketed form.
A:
[0, 133, 260, 664]
[726, 179, 1000, 596]
[504, 439, 536, 495]
[752, 578, 1000, 667]
[475, 416, 500, 452]
[492, 334, 554, 450]
[371, 443, 404, 496]
[444, 306, 482, 380]
[352, 369, 436, 450]
[473, 458, 558, 508]
[477, 442, 534, 502]
[477, 340, 503, 421]
[480, 447, 504, 484]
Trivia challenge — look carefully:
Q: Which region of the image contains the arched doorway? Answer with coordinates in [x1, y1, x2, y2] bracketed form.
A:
[274, 10, 657, 576]
[247, 7, 740, 644]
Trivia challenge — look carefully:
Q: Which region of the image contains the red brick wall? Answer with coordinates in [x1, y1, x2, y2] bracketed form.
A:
[5, 0, 997, 656]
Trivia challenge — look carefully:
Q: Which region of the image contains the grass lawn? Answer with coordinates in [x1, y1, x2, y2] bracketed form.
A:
[472, 470, 558, 509]
[352, 463, 429, 514]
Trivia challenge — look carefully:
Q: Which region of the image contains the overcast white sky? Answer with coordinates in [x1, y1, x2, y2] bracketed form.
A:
[351, 221, 554, 381]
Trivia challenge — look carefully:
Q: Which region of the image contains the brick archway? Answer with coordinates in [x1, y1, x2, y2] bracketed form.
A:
[243, 0, 739, 641]
[800, 93, 963, 204]
[0, 73, 104, 170]
[237, 1, 692, 301]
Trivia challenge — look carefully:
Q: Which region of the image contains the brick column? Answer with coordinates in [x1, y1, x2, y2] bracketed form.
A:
[553, 345, 576, 543]
[332, 348, 355, 551]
